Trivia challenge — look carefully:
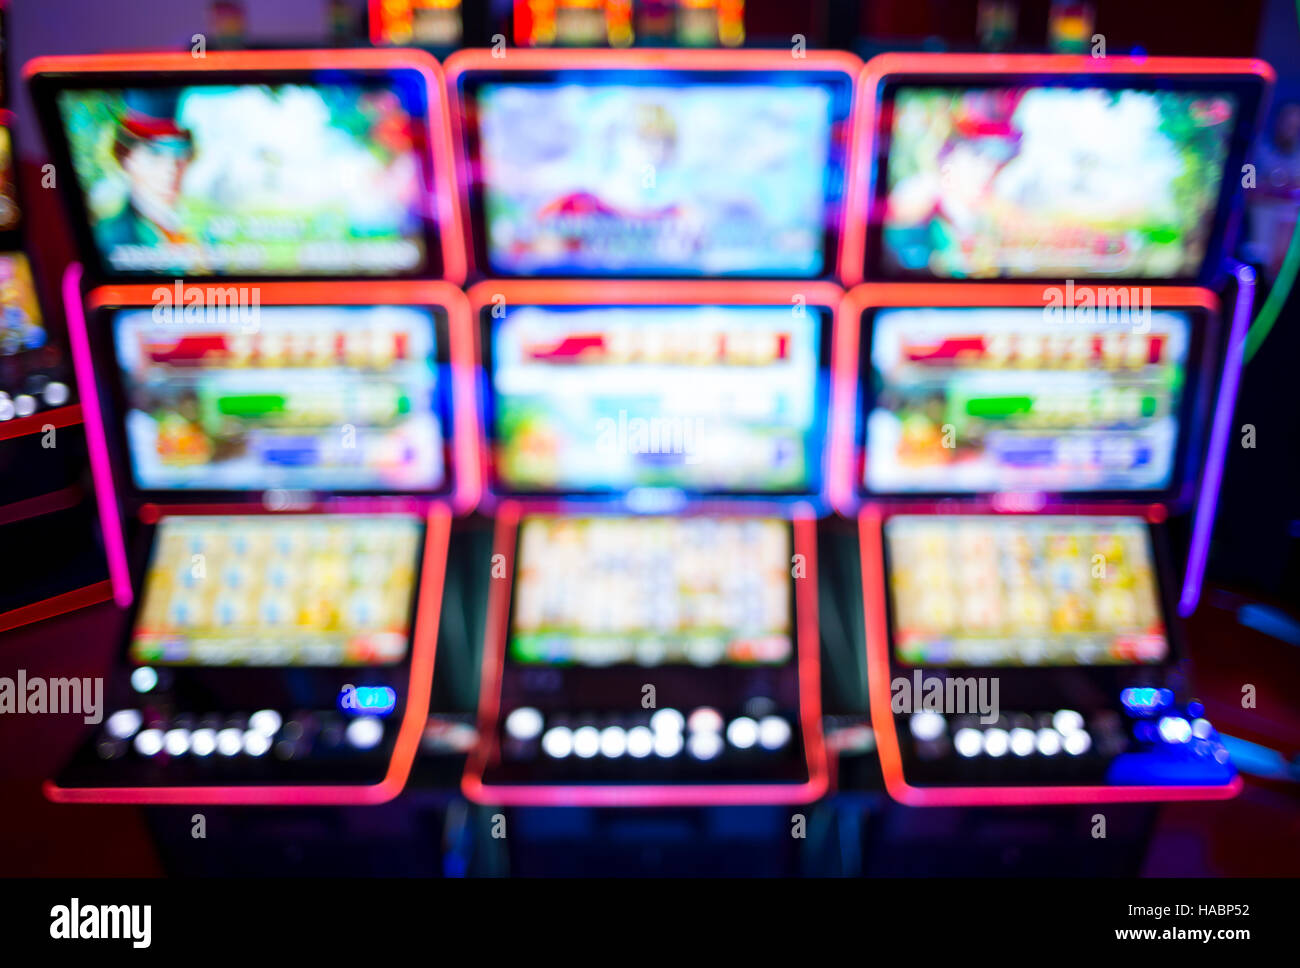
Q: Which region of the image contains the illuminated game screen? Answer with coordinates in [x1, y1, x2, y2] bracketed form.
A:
[131, 514, 423, 667]
[0, 127, 20, 231]
[884, 515, 1169, 667]
[469, 76, 848, 277]
[863, 307, 1191, 494]
[54, 80, 433, 277]
[488, 304, 825, 495]
[112, 304, 447, 492]
[0, 252, 44, 356]
[511, 516, 793, 666]
[879, 86, 1238, 278]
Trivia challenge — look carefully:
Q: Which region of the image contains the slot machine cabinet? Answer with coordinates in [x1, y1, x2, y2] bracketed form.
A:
[837, 53, 1274, 806]
[44, 280, 476, 804]
[25, 49, 475, 804]
[834, 283, 1241, 805]
[0, 104, 112, 631]
[445, 48, 862, 807]
[461, 280, 837, 806]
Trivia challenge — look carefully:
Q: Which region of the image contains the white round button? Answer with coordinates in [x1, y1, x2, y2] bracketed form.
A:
[134, 728, 164, 757]
[163, 729, 191, 756]
[599, 726, 627, 759]
[191, 728, 217, 757]
[505, 707, 544, 741]
[726, 717, 759, 750]
[43, 381, 70, 407]
[106, 709, 142, 740]
[626, 726, 653, 758]
[572, 726, 600, 759]
[249, 710, 282, 736]
[541, 726, 573, 759]
[953, 727, 982, 758]
[344, 717, 383, 751]
[758, 715, 791, 751]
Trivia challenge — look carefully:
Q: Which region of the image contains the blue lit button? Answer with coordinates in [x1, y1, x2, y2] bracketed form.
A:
[338, 685, 397, 716]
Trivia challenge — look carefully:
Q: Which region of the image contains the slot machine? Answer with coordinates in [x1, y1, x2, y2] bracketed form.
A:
[445, 48, 861, 804]
[370, 0, 465, 51]
[0, 0, 112, 632]
[835, 54, 1273, 805]
[25, 49, 476, 803]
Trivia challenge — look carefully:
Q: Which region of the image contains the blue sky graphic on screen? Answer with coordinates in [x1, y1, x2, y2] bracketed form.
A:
[476, 82, 836, 276]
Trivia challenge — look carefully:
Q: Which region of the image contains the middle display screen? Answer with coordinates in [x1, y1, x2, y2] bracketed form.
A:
[487, 303, 826, 496]
[863, 307, 1192, 494]
[112, 303, 448, 493]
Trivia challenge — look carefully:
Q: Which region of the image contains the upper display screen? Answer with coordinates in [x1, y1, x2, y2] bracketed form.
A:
[112, 304, 447, 493]
[488, 304, 825, 496]
[884, 514, 1169, 667]
[879, 86, 1237, 279]
[54, 80, 433, 277]
[469, 76, 849, 277]
[863, 307, 1191, 495]
[132, 514, 423, 667]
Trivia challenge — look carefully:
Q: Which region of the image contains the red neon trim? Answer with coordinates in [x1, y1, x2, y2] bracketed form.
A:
[842, 282, 1218, 312]
[859, 508, 1240, 806]
[445, 49, 862, 280]
[0, 484, 84, 527]
[462, 505, 829, 806]
[26, 50, 466, 285]
[0, 580, 114, 635]
[860, 52, 1275, 85]
[445, 46, 863, 78]
[830, 283, 1221, 517]
[466, 279, 845, 310]
[86, 281, 481, 516]
[0, 404, 82, 442]
[44, 506, 449, 805]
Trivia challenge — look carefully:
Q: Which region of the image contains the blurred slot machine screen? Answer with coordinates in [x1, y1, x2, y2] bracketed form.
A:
[485, 301, 830, 498]
[372, 0, 464, 48]
[29, 56, 455, 280]
[883, 514, 1169, 668]
[0, 124, 20, 232]
[108, 303, 453, 496]
[512, 514, 793, 668]
[860, 306, 1198, 497]
[0, 251, 43, 357]
[132, 513, 423, 668]
[456, 57, 854, 278]
[481, 512, 814, 791]
[864, 64, 1269, 281]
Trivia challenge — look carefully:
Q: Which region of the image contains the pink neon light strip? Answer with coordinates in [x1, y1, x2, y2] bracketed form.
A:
[1179, 263, 1256, 616]
[61, 263, 133, 608]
